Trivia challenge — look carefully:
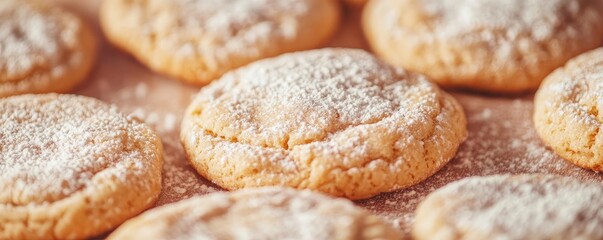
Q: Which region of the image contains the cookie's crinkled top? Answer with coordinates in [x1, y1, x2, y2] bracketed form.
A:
[0, 94, 159, 206]
[191, 48, 440, 151]
[421, 175, 603, 239]
[0, 0, 81, 82]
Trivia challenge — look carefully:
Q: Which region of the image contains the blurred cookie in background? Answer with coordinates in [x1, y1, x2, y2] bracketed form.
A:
[0, 0, 97, 98]
[363, 0, 603, 93]
[100, 0, 340, 85]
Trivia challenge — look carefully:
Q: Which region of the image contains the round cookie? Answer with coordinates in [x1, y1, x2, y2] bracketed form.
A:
[0, 94, 163, 239]
[180, 48, 467, 199]
[363, 0, 603, 93]
[109, 187, 401, 240]
[0, 0, 97, 98]
[100, 0, 340, 85]
[534, 48, 603, 172]
[413, 175, 603, 240]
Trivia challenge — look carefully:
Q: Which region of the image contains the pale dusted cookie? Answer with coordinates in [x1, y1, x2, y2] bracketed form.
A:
[109, 187, 401, 240]
[534, 48, 603, 172]
[413, 175, 603, 240]
[0, 0, 97, 98]
[0, 94, 163, 239]
[363, 0, 603, 93]
[181, 48, 467, 199]
[100, 0, 340, 85]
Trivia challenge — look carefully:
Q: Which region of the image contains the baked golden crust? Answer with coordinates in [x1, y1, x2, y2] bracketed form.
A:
[100, 0, 340, 85]
[534, 48, 603, 171]
[363, 0, 603, 93]
[0, 94, 163, 239]
[0, 0, 97, 97]
[180, 48, 467, 199]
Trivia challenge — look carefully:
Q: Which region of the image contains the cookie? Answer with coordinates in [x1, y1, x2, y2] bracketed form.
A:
[534, 48, 603, 172]
[180, 48, 467, 199]
[363, 0, 603, 93]
[109, 187, 401, 240]
[100, 0, 340, 85]
[413, 175, 603, 240]
[0, 0, 97, 98]
[0, 94, 163, 239]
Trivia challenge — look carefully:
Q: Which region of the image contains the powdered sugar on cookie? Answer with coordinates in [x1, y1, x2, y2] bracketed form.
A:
[420, 0, 568, 41]
[0, 0, 81, 82]
[414, 175, 603, 239]
[109, 188, 401, 240]
[130, 0, 309, 66]
[0, 94, 161, 205]
[182, 48, 467, 199]
[194, 49, 435, 150]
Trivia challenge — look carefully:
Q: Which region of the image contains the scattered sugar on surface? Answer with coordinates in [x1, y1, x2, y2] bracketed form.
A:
[121, 106, 220, 206]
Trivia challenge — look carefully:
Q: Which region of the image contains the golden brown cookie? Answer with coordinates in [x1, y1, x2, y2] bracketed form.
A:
[534, 48, 603, 172]
[363, 0, 603, 93]
[109, 187, 401, 240]
[413, 175, 603, 240]
[100, 0, 340, 85]
[0, 0, 97, 98]
[180, 48, 467, 199]
[0, 94, 163, 239]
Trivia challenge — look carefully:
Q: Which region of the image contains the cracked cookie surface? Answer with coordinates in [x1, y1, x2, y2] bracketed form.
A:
[413, 175, 603, 240]
[534, 48, 603, 171]
[363, 0, 603, 93]
[0, 94, 163, 239]
[100, 0, 340, 85]
[109, 187, 402, 240]
[180, 48, 467, 199]
[0, 0, 97, 97]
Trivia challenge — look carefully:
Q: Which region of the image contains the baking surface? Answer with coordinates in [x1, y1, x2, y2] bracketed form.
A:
[54, 1, 603, 238]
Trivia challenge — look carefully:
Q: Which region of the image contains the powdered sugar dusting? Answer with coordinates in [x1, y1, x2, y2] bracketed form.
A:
[157, 132, 219, 205]
[133, 0, 310, 69]
[419, 175, 603, 239]
[0, 94, 158, 205]
[420, 0, 569, 41]
[194, 48, 437, 150]
[119, 102, 219, 206]
[544, 51, 603, 126]
[113, 188, 399, 239]
[0, 0, 80, 82]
